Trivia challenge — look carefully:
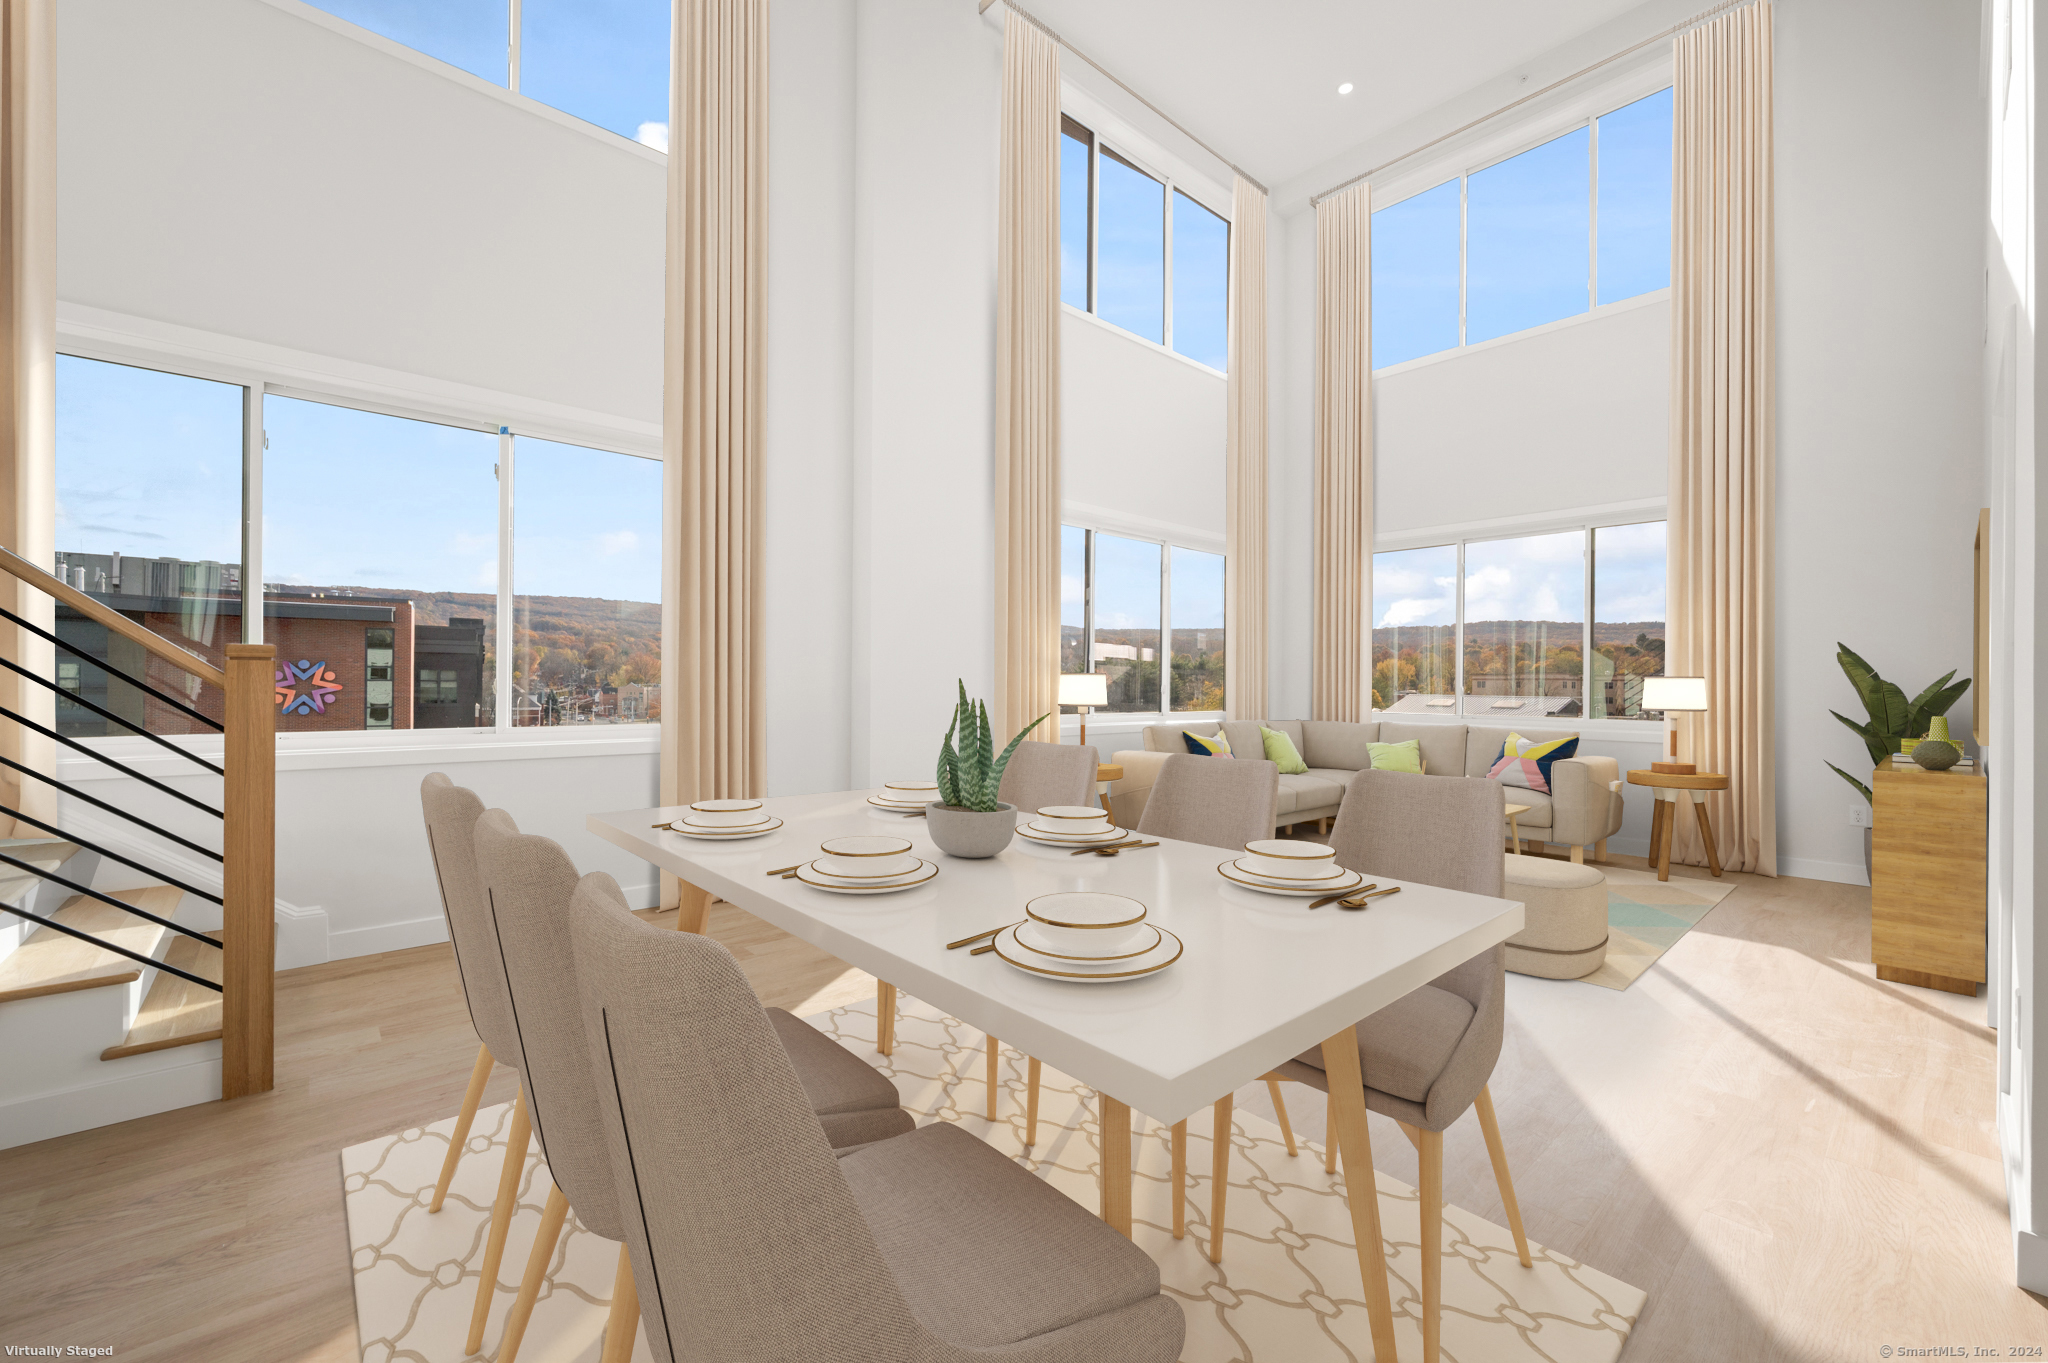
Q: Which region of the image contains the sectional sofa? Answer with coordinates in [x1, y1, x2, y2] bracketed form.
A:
[1108, 718, 1625, 862]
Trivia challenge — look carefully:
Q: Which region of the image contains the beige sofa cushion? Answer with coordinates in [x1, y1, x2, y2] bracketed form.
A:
[1463, 725, 1580, 778]
[1145, 721, 1220, 754]
[1499, 788, 1553, 828]
[1300, 720, 1379, 771]
[1276, 771, 1347, 816]
[1376, 722, 1466, 779]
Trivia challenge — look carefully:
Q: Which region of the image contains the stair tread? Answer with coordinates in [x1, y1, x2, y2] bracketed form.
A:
[0, 886, 184, 1003]
[104, 932, 223, 1059]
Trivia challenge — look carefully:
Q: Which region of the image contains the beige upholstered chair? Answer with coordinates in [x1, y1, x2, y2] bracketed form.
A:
[875, 743, 1101, 1118]
[565, 874, 1186, 1363]
[473, 812, 915, 1363]
[419, 774, 536, 1357]
[1261, 770, 1533, 1363]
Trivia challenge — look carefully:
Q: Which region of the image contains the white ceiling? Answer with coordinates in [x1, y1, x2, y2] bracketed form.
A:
[1022, 0, 1652, 189]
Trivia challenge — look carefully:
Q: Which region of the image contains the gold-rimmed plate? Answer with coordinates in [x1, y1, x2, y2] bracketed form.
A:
[1215, 860, 1366, 897]
[1014, 919, 1163, 962]
[990, 923, 1183, 982]
[793, 859, 939, 894]
[1016, 825, 1125, 847]
[661, 817, 785, 840]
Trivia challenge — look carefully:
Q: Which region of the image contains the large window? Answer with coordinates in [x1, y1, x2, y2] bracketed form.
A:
[1061, 115, 1230, 371]
[511, 436, 662, 726]
[1372, 86, 1673, 368]
[51, 352, 659, 738]
[304, 0, 670, 146]
[1372, 521, 1663, 720]
[1062, 524, 1224, 717]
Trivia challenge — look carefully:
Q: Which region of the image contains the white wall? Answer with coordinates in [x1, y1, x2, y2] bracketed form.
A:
[1061, 310, 1225, 542]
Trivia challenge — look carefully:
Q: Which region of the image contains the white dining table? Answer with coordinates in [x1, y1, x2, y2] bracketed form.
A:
[589, 790, 1524, 1362]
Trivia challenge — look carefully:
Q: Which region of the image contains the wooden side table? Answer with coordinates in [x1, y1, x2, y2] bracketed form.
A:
[1626, 769, 1731, 882]
[1504, 803, 1531, 855]
[1871, 756, 1986, 995]
[1095, 763, 1123, 816]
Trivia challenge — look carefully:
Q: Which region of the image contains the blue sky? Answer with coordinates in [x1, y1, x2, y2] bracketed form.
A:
[1374, 523, 1667, 631]
[513, 435, 662, 604]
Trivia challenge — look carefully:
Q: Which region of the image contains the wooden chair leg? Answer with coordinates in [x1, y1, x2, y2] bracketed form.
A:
[466, 1087, 533, 1355]
[1265, 1076, 1297, 1155]
[1419, 1128, 1444, 1363]
[498, 1182, 571, 1363]
[1323, 1100, 1338, 1174]
[1569, 845, 1584, 864]
[986, 1035, 1000, 1120]
[1024, 1056, 1042, 1146]
[431, 1043, 493, 1213]
[1209, 1095, 1233, 1264]
[1475, 1085, 1532, 1267]
[1171, 1119, 1187, 1239]
[599, 1240, 640, 1363]
[875, 981, 896, 1056]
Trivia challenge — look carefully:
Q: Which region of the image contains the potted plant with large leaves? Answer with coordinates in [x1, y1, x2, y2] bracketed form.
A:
[925, 681, 1048, 859]
[1825, 643, 1970, 875]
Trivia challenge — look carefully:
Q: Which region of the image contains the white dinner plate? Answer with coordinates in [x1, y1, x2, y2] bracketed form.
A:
[1016, 825, 1125, 848]
[1215, 860, 1366, 897]
[990, 922, 1182, 982]
[866, 796, 930, 813]
[1222, 858, 1351, 889]
[661, 817, 785, 841]
[793, 859, 939, 894]
[1014, 918, 1162, 962]
[679, 813, 778, 832]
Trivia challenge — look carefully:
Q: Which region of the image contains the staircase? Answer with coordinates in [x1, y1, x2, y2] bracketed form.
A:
[0, 549, 274, 1149]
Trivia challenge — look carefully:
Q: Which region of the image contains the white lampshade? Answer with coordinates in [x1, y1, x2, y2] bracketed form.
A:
[1058, 673, 1109, 708]
[1642, 675, 1709, 713]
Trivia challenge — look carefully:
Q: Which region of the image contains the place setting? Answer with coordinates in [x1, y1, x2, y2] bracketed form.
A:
[769, 835, 939, 895]
[1215, 839, 1401, 909]
[867, 780, 938, 816]
[1014, 803, 1155, 855]
[651, 797, 785, 840]
[947, 891, 1182, 983]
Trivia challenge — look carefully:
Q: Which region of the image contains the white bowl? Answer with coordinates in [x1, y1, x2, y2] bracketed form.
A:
[1033, 804, 1112, 835]
[687, 798, 766, 828]
[816, 835, 914, 877]
[880, 781, 939, 806]
[1240, 839, 1340, 880]
[1023, 891, 1149, 956]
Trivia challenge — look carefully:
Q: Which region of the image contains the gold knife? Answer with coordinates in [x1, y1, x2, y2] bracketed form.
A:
[1308, 883, 1378, 910]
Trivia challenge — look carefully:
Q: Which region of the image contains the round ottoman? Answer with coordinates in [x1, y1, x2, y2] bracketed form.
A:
[1502, 853, 1608, 979]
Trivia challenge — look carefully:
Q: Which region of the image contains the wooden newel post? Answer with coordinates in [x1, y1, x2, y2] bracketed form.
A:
[222, 643, 277, 1100]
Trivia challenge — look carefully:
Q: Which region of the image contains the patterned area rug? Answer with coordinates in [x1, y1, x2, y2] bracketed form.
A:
[342, 996, 1645, 1362]
[1578, 865, 1737, 991]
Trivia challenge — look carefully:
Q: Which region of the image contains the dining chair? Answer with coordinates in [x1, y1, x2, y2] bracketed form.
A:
[565, 873, 1186, 1363]
[473, 811, 916, 1363]
[1260, 769, 1533, 1363]
[419, 774, 536, 1358]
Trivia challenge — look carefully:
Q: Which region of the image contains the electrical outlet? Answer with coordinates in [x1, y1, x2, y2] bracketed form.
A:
[1849, 804, 1872, 828]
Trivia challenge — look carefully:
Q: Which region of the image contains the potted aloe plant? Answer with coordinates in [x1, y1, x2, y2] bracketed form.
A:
[925, 681, 1047, 859]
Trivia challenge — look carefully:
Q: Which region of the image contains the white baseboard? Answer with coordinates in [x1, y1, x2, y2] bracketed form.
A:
[276, 902, 330, 970]
[327, 913, 450, 960]
[1776, 855, 1868, 887]
[0, 1043, 221, 1150]
[2017, 1228, 2048, 1294]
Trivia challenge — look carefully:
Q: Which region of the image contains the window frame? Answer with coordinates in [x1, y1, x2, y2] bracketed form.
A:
[1372, 500, 1666, 725]
[1368, 61, 1672, 376]
[51, 340, 662, 743]
[1062, 113, 1231, 375]
[1062, 519, 1226, 724]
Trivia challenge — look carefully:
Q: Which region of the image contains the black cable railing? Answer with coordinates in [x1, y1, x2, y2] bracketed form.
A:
[2, 896, 221, 991]
[0, 803, 221, 907]
[0, 654, 224, 776]
[0, 753, 222, 863]
[0, 603, 221, 732]
[0, 851, 219, 950]
[0, 706, 224, 820]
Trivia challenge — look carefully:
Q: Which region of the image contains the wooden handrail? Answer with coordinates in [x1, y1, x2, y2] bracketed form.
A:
[0, 546, 228, 690]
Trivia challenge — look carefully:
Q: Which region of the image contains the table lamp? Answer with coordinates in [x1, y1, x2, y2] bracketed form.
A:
[1059, 672, 1109, 746]
[1642, 675, 1708, 775]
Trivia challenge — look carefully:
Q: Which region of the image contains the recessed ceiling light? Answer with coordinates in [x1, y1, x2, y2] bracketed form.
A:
[1338, 82, 1354, 95]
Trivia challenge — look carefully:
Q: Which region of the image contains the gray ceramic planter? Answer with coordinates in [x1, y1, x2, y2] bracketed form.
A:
[926, 802, 1017, 859]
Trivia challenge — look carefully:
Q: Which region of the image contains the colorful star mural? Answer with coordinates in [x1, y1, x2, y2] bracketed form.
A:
[276, 659, 344, 716]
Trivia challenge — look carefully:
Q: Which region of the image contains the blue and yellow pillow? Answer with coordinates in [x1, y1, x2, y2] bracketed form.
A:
[1485, 731, 1579, 794]
[1182, 730, 1233, 757]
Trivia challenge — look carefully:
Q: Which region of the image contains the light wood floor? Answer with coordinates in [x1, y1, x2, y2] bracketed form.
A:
[0, 860, 2042, 1360]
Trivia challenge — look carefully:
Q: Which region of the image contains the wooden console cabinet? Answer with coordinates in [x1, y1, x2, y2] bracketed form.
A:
[1870, 756, 1987, 995]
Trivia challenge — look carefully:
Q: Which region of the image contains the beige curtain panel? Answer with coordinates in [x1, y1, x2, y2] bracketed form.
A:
[1668, 0, 1776, 876]
[993, 10, 1062, 746]
[1225, 175, 1269, 722]
[661, 0, 768, 918]
[1312, 184, 1373, 723]
[1, 0, 56, 832]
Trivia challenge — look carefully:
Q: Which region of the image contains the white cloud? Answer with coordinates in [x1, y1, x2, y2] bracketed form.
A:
[597, 529, 639, 557]
[637, 122, 669, 153]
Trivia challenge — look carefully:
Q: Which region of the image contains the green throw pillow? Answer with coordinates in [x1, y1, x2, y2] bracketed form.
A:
[1261, 726, 1309, 775]
[1367, 739, 1423, 774]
